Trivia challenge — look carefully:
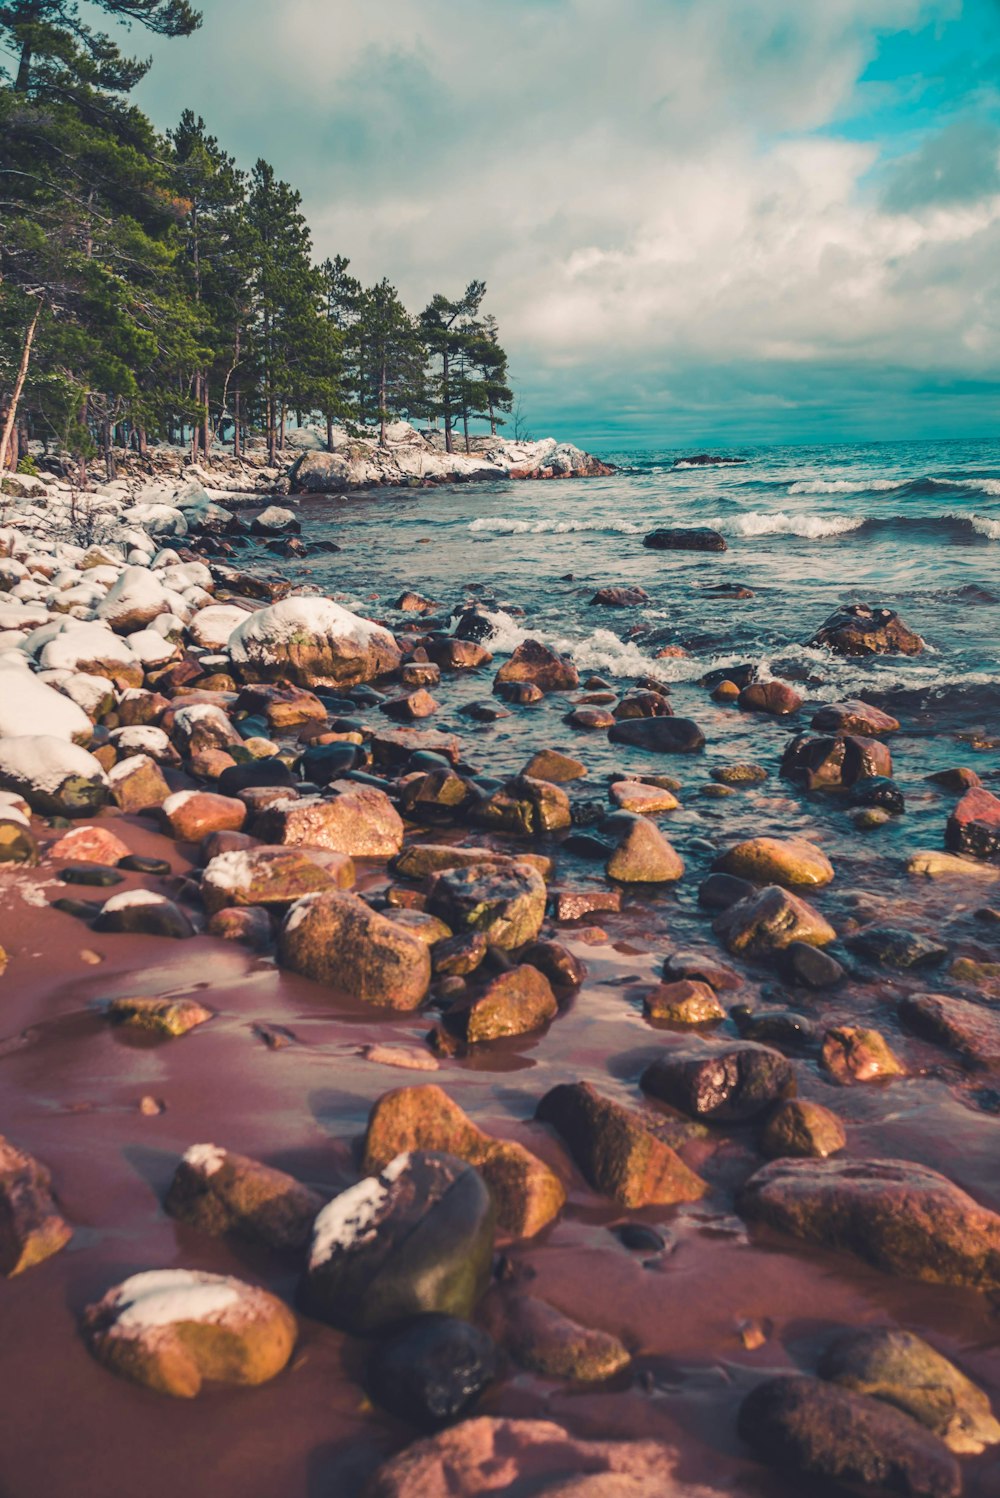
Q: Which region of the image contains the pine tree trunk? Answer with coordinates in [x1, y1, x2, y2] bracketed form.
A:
[279, 405, 286, 453]
[0, 302, 41, 473]
[14, 39, 32, 92]
[137, 426, 148, 458]
[268, 396, 276, 465]
[326, 414, 334, 452]
[103, 419, 116, 481]
[233, 392, 242, 460]
[202, 378, 212, 458]
[463, 408, 470, 454]
[488, 398, 497, 437]
[379, 363, 387, 446]
[443, 353, 453, 454]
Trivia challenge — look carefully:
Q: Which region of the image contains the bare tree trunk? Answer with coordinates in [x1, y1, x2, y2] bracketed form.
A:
[0, 302, 41, 473]
[267, 395, 276, 465]
[202, 377, 212, 458]
[442, 352, 453, 453]
[463, 407, 470, 454]
[233, 392, 242, 460]
[379, 363, 387, 446]
[326, 413, 334, 452]
[279, 404, 286, 453]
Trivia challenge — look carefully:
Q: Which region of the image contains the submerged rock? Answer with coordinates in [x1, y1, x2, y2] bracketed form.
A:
[713, 885, 835, 957]
[846, 926, 947, 970]
[811, 700, 900, 735]
[809, 604, 925, 657]
[714, 837, 833, 889]
[367, 1315, 498, 1430]
[607, 717, 705, 753]
[898, 991, 1000, 1069]
[279, 890, 430, 1009]
[643, 526, 727, 552]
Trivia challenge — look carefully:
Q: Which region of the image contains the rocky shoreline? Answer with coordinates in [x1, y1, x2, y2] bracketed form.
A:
[0, 467, 999, 1497]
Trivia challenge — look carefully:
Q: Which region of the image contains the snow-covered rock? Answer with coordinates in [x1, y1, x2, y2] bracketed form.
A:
[95, 566, 171, 633]
[0, 668, 92, 744]
[227, 597, 402, 690]
[0, 734, 108, 816]
[188, 604, 250, 651]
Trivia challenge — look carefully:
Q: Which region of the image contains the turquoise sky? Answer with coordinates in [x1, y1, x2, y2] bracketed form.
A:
[133, 0, 1000, 447]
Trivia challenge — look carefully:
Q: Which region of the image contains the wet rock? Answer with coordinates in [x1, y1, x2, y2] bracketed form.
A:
[643, 980, 725, 1025]
[208, 905, 273, 948]
[643, 526, 727, 552]
[899, 991, 1000, 1068]
[447, 965, 558, 1043]
[521, 748, 587, 782]
[697, 872, 755, 910]
[473, 775, 572, 836]
[108, 753, 171, 813]
[590, 586, 650, 607]
[809, 603, 925, 657]
[427, 862, 546, 950]
[363, 1085, 565, 1238]
[94, 891, 195, 938]
[482, 1292, 630, 1381]
[819, 1327, 1000, 1455]
[713, 885, 836, 957]
[821, 1026, 905, 1084]
[0, 735, 108, 817]
[551, 887, 622, 921]
[201, 845, 353, 915]
[164, 1143, 324, 1248]
[302, 1150, 495, 1334]
[431, 638, 493, 671]
[711, 762, 768, 786]
[907, 849, 1000, 881]
[82, 1268, 296, 1398]
[850, 776, 905, 814]
[662, 949, 743, 990]
[812, 700, 900, 735]
[714, 837, 833, 889]
[928, 766, 981, 792]
[383, 688, 439, 722]
[279, 890, 430, 1009]
[0, 1136, 73, 1276]
[161, 789, 246, 841]
[738, 1156, 1000, 1290]
[608, 717, 705, 754]
[738, 681, 802, 716]
[612, 1223, 666, 1253]
[494, 640, 579, 694]
[711, 680, 740, 702]
[431, 931, 489, 977]
[606, 816, 684, 883]
[255, 787, 403, 858]
[846, 926, 948, 970]
[640, 1042, 795, 1122]
[946, 785, 1000, 861]
[107, 995, 212, 1036]
[566, 706, 615, 729]
[0, 813, 38, 864]
[362, 1044, 440, 1072]
[761, 1099, 846, 1158]
[609, 779, 679, 813]
[399, 768, 475, 823]
[613, 690, 672, 721]
[367, 1315, 498, 1430]
[781, 733, 892, 790]
[217, 756, 297, 796]
[48, 824, 130, 865]
[519, 939, 585, 990]
[228, 596, 402, 689]
[395, 844, 550, 880]
[536, 1082, 706, 1208]
[784, 940, 845, 988]
[730, 1007, 816, 1050]
[738, 1375, 959, 1498]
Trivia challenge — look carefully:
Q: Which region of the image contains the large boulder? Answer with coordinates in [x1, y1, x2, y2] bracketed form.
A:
[302, 1150, 495, 1334]
[201, 845, 354, 916]
[809, 604, 924, 657]
[255, 788, 404, 858]
[227, 597, 401, 689]
[493, 640, 579, 694]
[643, 527, 727, 552]
[427, 862, 546, 950]
[0, 668, 92, 745]
[95, 566, 170, 633]
[0, 735, 108, 817]
[781, 733, 892, 790]
[714, 837, 833, 888]
[738, 1156, 1000, 1290]
[946, 786, 1000, 861]
[279, 890, 431, 1009]
[713, 885, 835, 956]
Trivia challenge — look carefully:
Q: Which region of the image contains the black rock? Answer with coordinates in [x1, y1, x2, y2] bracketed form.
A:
[846, 926, 948, 970]
[408, 751, 454, 773]
[58, 864, 124, 888]
[561, 832, 613, 859]
[453, 609, 496, 643]
[236, 715, 270, 740]
[494, 681, 543, 705]
[701, 663, 759, 690]
[300, 742, 360, 785]
[698, 873, 755, 911]
[643, 527, 727, 552]
[460, 701, 509, 722]
[315, 695, 358, 715]
[640, 1042, 795, 1121]
[607, 717, 705, 754]
[217, 759, 296, 796]
[367, 1314, 497, 1430]
[94, 896, 195, 939]
[117, 854, 171, 875]
[51, 896, 101, 920]
[784, 941, 845, 989]
[350, 685, 384, 706]
[851, 776, 905, 814]
[730, 1007, 818, 1050]
[612, 1223, 666, 1253]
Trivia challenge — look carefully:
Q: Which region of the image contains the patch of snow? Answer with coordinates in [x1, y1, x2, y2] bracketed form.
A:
[309, 1175, 389, 1269]
[228, 597, 395, 661]
[183, 1143, 227, 1176]
[0, 668, 92, 743]
[107, 753, 155, 783]
[202, 850, 256, 892]
[100, 889, 166, 912]
[0, 735, 107, 795]
[110, 725, 170, 756]
[109, 1269, 242, 1331]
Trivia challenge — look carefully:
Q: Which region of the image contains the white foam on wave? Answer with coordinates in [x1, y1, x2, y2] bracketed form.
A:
[468, 516, 643, 536]
[787, 478, 901, 495]
[936, 478, 1000, 497]
[711, 511, 865, 539]
[971, 514, 1000, 540]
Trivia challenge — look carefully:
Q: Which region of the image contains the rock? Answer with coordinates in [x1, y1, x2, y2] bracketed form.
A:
[818, 1327, 1000, 1456]
[202, 845, 353, 915]
[228, 596, 401, 689]
[846, 926, 947, 970]
[447, 965, 558, 1043]
[551, 887, 622, 921]
[609, 780, 679, 813]
[714, 837, 833, 889]
[107, 753, 171, 812]
[711, 680, 740, 702]
[899, 992, 1000, 1068]
[279, 890, 430, 1009]
[48, 824, 130, 865]
[907, 849, 1000, 881]
[82, 1268, 296, 1398]
[761, 1099, 846, 1158]
[384, 688, 439, 721]
[851, 776, 905, 814]
[427, 862, 546, 950]
[713, 885, 835, 957]
[566, 706, 615, 729]
[95, 566, 170, 632]
[302, 1150, 495, 1334]
[781, 733, 892, 790]
[0, 1136, 73, 1276]
[208, 906, 273, 948]
[395, 844, 550, 880]
[255, 787, 403, 858]
[643, 527, 727, 552]
[164, 1143, 324, 1248]
[250, 504, 299, 534]
[521, 749, 586, 782]
[607, 717, 705, 754]
[0, 735, 108, 817]
[946, 786, 1000, 861]
[929, 766, 982, 792]
[640, 1042, 794, 1122]
[784, 941, 845, 988]
[590, 586, 650, 607]
[738, 681, 802, 715]
[493, 640, 579, 694]
[536, 1082, 706, 1207]
[432, 931, 489, 977]
[821, 1026, 905, 1084]
[363, 1085, 565, 1238]
[107, 996, 212, 1036]
[732, 1008, 816, 1050]
[473, 776, 571, 836]
[712, 763, 769, 786]
[810, 604, 925, 657]
[482, 1292, 630, 1381]
[643, 980, 725, 1025]
[519, 939, 585, 990]
[0, 811, 38, 865]
[606, 816, 684, 882]
[161, 789, 246, 842]
[362, 1417, 699, 1498]
[738, 1375, 960, 1498]
[812, 700, 900, 735]
[662, 949, 743, 990]
[697, 872, 755, 910]
[94, 891, 195, 938]
[738, 1156, 1000, 1290]
[367, 1315, 498, 1430]
[613, 690, 672, 721]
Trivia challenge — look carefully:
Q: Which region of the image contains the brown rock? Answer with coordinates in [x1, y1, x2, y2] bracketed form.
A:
[279, 890, 431, 1009]
[162, 790, 246, 842]
[207, 906, 273, 948]
[713, 885, 836, 956]
[202, 845, 353, 915]
[715, 836, 834, 888]
[781, 732, 892, 790]
[899, 991, 1000, 1068]
[760, 1099, 846, 1158]
[521, 749, 587, 782]
[48, 824, 130, 865]
[165, 1144, 324, 1248]
[108, 754, 170, 813]
[739, 681, 803, 715]
[255, 788, 403, 858]
[946, 786, 1000, 861]
[106, 996, 213, 1036]
[482, 1292, 630, 1380]
[427, 861, 547, 949]
[606, 816, 684, 882]
[610, 780, 679, 813]
[812, 700, 900, 735]
[0, 1136, 73, 1276]
[494, 639, 579, 694]
[449, 965, 558, 1042]
[552, 887, 622, 921]
[810, 603, 924, 657]
[383, 688, 439, 721]
[643, 980, 724, 1024]
[566, 707, 616, 729]
[821, 1026, 905, 1084]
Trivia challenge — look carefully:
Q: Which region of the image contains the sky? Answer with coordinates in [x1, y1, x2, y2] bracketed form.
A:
[132, 0, 1000, 448]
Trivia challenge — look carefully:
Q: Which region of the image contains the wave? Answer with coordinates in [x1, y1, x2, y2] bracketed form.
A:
[787, 475, 1000, 499]
[468, 516, 644, 536]
[787, 479, 902, 495]
[710, 510, 865, 539]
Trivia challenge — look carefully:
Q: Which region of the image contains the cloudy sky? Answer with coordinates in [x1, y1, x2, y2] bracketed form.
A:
[135, 0, 1000, 447]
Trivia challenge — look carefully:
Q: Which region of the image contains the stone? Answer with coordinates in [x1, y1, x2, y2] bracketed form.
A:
[566, 706, 615, 729]
[738, 1376, 959, 1498]
[732, 1008, 817, 1050]
[713, 885, 836, 957]
[809, 603, 925, 657]
[107, 753, 171, 813]
[255, 788, 403, 858]
[606, 816, 684, 882]
[0, 1136, 73, 1276]
[640, 1042, 795, 1122]
[107, 996, 212, 1037]
[302, 1150, 495, 1334]
[946, 786, 1000, 861]
[851, 776, 905, 814]
[228, 596, 402, 689]
[590, 586, 650, 606]
[907, 849, 1000, 881]
[609, 780, 679, 813]
[714, 837, 834, 889]
[643, 980, 725, 1025]
[279, 890, 430, 1009]
[738, 681, 802, 715]
[94, 892, 195, 938]
[821, 1026, 905, 1084]
[643, 526, 727, 551]
[521, 748, 587, 782]
[164, 1143, 324, 1248]
[738, 1156, 1000, 1290]
[0, 735, 108, 817]
[697, 872, 755, 910]
[427, 862, 546, 950]
[928, 766, 982, 792]
[362, 1044, 440, 1072]
[613, 690, 672, 721]
[899, 991, 1000, 1068]
[607, 717, 705, 754]
[201, 845, 353, 915]
[761, 1099, 846, 1158]
[208, 906, 273, 948]
[812, 700, 900, 735]
[781, 733, 892, 791]
[784, 941, 845, 988]
[518, 939, 585, 990]
[161, 789, 246, 842]
[383, 688, 439, 721]
[395, 844, 550, 880]
[494, 640, 579, 694]
[48, 824, 130, 865]
[82, 1268, 297, 1398]
[818, 1328, 1000, 1455]
[552, 887, 622, 921]
[431, 931, 488, 977]
[367, 1315, 498, 1430]
[536, 1082, 706, 1207]
[363, 1085, 565, 1238]
[0, 814, 38, 865]
[473, 776, 571, 836]
[846, 926, 947, 970]
[482, 1292, 630, 1381]
[662, 949, 743, 990]
[712, 762, 768, 786]
[447, 965, 558, 1043]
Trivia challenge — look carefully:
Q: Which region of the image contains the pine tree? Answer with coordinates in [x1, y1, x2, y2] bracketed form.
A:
[420, 280, 485, 453]
[357, 279, 427, 445]
[1, 0, 200, 98]
[317, 254, 361, 447]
